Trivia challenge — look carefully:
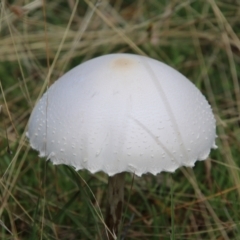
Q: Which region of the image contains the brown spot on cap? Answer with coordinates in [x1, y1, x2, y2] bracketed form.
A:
[111, 57, 136, 70]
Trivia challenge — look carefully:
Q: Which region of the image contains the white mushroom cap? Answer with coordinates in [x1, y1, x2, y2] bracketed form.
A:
[27, 53, 217, 176]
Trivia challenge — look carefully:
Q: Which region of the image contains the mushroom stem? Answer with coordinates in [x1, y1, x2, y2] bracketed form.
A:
[105, 172, 125, 239]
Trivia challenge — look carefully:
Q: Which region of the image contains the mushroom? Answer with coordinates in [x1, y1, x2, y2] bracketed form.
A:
[27, 53, 217, 239]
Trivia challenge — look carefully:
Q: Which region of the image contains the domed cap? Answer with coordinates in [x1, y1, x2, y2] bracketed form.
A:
[27, 54, 217, 176]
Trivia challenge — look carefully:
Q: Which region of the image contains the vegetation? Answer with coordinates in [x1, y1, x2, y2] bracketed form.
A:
[1, 0, 240, 239]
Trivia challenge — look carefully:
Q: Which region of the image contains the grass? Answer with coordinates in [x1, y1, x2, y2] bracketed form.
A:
[1, 0, 240, 239]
